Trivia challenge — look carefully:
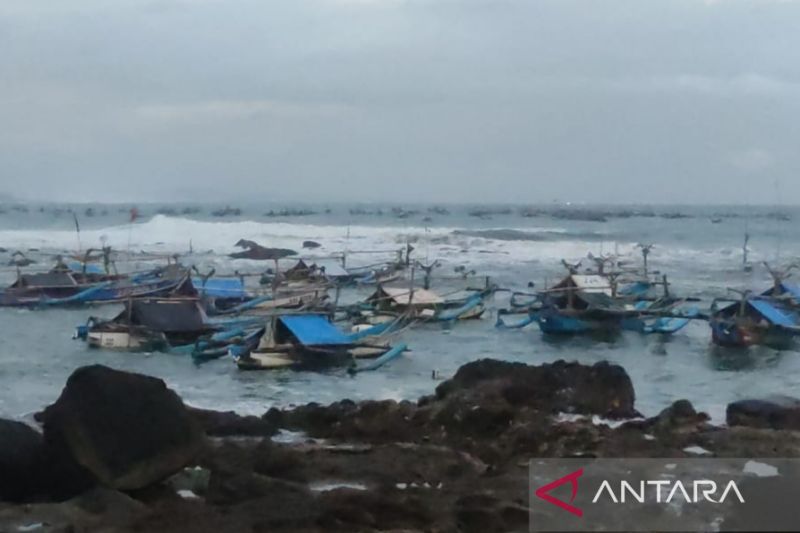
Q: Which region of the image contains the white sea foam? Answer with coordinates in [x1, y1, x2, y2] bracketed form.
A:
[0, 215, 644, 269]
[0, 215, 761, 279]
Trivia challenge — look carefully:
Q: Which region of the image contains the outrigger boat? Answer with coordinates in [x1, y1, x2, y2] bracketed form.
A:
[75, 296, 266, 356]
[710, 294, 800, 348]
[347, 285, 490, 325]
[496, 258, 698, 336]
[710, 264, 800, 348]
[233, 314, 405, 370]
[0, 263, 192, 307]
[77, 298, 214, 351]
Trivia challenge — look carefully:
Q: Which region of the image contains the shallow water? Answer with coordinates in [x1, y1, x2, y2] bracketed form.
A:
[0, 202, 798, 423]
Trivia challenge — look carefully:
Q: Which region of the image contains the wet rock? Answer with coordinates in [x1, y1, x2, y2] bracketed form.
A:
[0, 419, 45, 502]
[41, 365, 205, 492]
[302, 240, 321, 249]
[455, 493, 529, 533]
[251, 441, 308, 482]
[206, 470, 310, 507]
[636, 400, 711, 445]
[727, 396, 800, 431]
[70, 486, 147, 521]
[434, 359, 638, 418]
[188, 406, 277, 437]
[11, 358, 800, 532]
[316, 489, 439, 532]
[269, 359, 639, 466]
[272, 399, 421, 442]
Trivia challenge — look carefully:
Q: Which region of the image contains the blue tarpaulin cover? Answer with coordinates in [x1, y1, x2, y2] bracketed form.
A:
[192, 278, 247, 298]
[278, 315, 351, 346]
[749, 299, 797, 327]
[780, 283, 800, 300]
[68, 262, 105, 274]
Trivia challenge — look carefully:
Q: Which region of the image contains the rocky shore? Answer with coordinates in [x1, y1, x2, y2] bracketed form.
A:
[1, 360, 799, 532]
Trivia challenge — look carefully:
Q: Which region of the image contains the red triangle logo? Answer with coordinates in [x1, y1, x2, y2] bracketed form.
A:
[534, 468, 584, 517]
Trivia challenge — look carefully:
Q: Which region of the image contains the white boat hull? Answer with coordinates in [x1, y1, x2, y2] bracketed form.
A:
[87, 331, 147, 350]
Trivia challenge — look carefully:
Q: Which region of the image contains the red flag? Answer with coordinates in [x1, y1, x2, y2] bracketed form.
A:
[129, 207, 139, 223]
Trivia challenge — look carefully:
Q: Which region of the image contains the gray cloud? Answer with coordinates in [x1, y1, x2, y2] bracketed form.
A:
[1, 0, 799, 203]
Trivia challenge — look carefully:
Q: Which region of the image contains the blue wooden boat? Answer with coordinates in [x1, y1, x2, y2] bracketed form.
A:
[710, 296, 800, 348]
[509, 291, 539, 309]
[192, 277, 251, 312]
[495, 309, 538, 329]
[536, 306, 621, 335]
[361, 286, 490, 323]
[189, 327, 266, 363]
[234, 314, 402, 370]
[620, 301, 699, 334]
[347, 343, 408, 374]
[531, 274, 628, 335]
[500, 272, 697, 336]
[0, 265, 191, 307]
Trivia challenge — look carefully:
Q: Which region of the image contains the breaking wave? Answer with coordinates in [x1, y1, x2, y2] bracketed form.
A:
[0, 215, 770, 281]
[452, 228, 606, 242]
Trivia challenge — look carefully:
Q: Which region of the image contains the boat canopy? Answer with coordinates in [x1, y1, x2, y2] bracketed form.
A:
[127, 299, 208, 332]
[67, 262, 105, 274]
[765, 282, 800, 301]
[311, 260, 349, 278]
[575, 291, 627, 312]
[570, 275, 612, 296]
[782, 283, 800, 300]
[368, 286, 444, 306]
[277, 314, 351, 346]
[748, 300, 797, 327]
[15, 272, 78, 288]
[192, 277, 247, 299]
[550, 274, 613, 297]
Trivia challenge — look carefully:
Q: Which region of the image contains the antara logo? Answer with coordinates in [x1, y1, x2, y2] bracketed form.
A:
[534, 469, 746, 518]
[592, 479, 745, 504]
[534, 468, 584, 517]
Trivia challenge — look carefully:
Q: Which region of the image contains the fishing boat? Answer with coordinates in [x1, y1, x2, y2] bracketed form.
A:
[710, 295, 800, 348]
[186, 327, 266, 363]
[496, 269, 696, 336]
[78, 297, 215, 351]
[233, 314, 403, 370]
[223, 287, 331, 316]
[0, 263, 191, 307]
[191, 276, 252, 313]
[533, 273, 627, 334]
[361, 285, 489, 323]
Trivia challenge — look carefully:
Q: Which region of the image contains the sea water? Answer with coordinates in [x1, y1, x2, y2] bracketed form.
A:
[0, 202, 798, 423]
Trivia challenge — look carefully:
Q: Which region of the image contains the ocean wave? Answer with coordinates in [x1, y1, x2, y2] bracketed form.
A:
[0, 215, 782, 279]
[452, 228, 604, 242]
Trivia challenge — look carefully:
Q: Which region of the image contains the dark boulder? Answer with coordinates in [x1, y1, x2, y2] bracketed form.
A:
[0, 419, 46, 501]
[727, 396, 800, 431]
[302, 240, 321, 249]
[273, 399, 421, 443]
[434, 359, 639, 418]
[41, 365, 205, 492]
[651, 399, 710, 434]
[229, 244, 297, 261]
[188, 407, 277, 437]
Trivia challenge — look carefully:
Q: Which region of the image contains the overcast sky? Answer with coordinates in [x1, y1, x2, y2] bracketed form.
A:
[1, 0, 798, 204]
